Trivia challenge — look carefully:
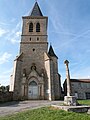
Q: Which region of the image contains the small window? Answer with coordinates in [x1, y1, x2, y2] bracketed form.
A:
[30, 38, 31, 41]
[29, 23, 33, 32]
[37, 37, 39, 41]
[33, 48, 35, 51]
[36, 23, 40, 32]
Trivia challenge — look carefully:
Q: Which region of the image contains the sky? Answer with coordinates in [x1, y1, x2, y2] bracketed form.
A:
[0, 0, 90, 86]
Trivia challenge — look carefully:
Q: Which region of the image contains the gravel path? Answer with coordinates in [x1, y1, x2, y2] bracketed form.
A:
[0, 100, 63, 116]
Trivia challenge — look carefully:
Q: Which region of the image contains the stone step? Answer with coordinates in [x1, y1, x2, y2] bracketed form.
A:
[51, 105, 90, 113]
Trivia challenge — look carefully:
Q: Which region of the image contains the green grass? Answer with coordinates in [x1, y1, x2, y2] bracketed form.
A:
[0, 107, 90, 120]
[78, 100, 90, 105]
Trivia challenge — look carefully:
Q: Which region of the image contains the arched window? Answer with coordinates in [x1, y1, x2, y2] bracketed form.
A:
[36, 23, 40, 32]
[29, 23, 33, 32]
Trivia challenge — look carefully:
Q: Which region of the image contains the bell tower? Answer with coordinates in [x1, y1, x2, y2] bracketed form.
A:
[20, 2, 48, 73]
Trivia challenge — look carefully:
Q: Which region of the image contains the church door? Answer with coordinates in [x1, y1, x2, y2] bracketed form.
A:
[28, 81, 38, 99]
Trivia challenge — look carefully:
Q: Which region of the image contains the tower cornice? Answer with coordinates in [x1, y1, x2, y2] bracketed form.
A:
[20, 42, 48, 44]
[22, 16, 48, 19]
[21, 35, 48, 36]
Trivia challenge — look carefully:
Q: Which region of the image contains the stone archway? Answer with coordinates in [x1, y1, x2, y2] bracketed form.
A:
[28, 81, 39, 99]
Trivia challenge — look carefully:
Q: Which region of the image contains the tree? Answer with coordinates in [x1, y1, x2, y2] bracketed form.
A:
[0, 85, 9, 92]
[0, 86, 5, 92]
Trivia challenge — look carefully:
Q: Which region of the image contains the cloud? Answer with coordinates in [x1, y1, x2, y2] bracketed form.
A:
[0, 68, 13, 86]
[0, 28, 8, 37]
[46, 0, 90, 50]
[0, 22, 10, 26]
[10, 31, 21, 44]
[0, 19, 16, 26]
[71, 66, 90, 79]
[3, 68, 13, 74]
[5, 22, 22, 44]
[0, 52, 12, 64]
[7, 22, 21, 37]
[16, 31, 21, 37]
[10, 38, 20, 44]
[10, 18, 16, 23]
[69, 29, 90, 43]
[49, 31, 76, 36]
[48, 7, 64, 32]
[45, 1, 71, 34]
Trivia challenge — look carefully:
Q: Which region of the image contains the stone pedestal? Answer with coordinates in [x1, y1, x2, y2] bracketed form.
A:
[64, 96, 77, 106]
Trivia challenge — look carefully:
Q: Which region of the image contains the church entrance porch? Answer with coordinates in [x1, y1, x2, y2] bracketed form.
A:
[27, 68, 45, 100]
[28, 81, 39, 99]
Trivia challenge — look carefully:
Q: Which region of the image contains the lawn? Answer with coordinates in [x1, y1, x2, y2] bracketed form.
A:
[78, 100, 90, 105]
[0, 107, 90, 120]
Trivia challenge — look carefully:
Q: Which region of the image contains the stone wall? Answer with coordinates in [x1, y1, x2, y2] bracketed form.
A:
[51, 57, 61, 99]
[0, 92, 13, 102]
[63, 79, 90, 99]
[71, 82, 90, 99]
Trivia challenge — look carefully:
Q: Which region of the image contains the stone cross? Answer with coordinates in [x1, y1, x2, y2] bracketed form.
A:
[64, 60, 71, 96]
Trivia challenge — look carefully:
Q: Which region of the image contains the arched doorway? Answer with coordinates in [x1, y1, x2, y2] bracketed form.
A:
[28, 81, 39, 99]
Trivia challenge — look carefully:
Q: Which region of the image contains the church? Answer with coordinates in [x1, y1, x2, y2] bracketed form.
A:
[10, 2, 62, 100]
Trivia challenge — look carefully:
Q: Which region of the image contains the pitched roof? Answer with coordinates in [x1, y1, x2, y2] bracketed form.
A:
[30, 2, 43, 16]
[48, 45, 58, 58]
[63, 79, 90, 85]
[15, 53, 23, 61]
[71, 79, 90, 83]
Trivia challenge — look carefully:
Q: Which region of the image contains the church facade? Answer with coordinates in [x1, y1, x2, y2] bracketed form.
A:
[10, 2, 62, 100]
